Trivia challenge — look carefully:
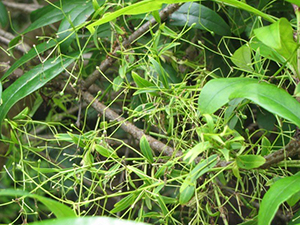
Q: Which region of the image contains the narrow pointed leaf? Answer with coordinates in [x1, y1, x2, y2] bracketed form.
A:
[198, 78, 300, 127]
[140, 135, 154, 163]
[0, 1, 8, 27]
[258, 172, 300, 225]
[57, 2, 94, 52]
[0, 189, 76, 218]
[1, 40, 57, 81]
[0, 53, 78, 125]
[169, 2, 231, 36]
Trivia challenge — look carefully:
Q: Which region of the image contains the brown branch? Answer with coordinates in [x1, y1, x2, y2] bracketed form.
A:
[215, 138, 300, 169]
[2, 1, 41, 14]
[0, 29, 31, 53]
[82, 91, 180, 157]
[83, 3, 181, 89]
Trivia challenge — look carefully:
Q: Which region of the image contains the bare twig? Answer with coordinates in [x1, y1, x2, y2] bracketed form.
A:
[82, 91, 180, 157]
[2, 1, 41, 13]
[83, 3, 181, 89]
[0, 29, 31, 53]
[215, 138, 300, 169]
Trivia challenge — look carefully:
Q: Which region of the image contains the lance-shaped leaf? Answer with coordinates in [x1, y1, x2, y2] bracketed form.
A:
[87, 0, 275, 34]
[140, 135, 154, 163]
[258, 171, 300, 225]
[0, 189, 76, 218]
[198, 78, 300, 127]
[1, 40, 57, 81]
[0, 53, 77, 125]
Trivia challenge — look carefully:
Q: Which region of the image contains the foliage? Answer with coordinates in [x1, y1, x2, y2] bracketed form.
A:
[0, 0, 300, 224]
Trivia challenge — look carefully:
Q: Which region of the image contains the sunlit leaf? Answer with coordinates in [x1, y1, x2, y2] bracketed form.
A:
[198, 78, 300, 127]
[236, 155, 266, 169]
[258, 172, 300, 225]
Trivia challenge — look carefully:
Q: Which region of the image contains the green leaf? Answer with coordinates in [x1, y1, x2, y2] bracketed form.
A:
[198, 78, 300, 127]
[27, 217, 149, 225]
[111, 193, 137, 213]
[258, 172, 300, 225]
[231, 45, 253, 72]
[0, 53, 77, 126]
[284, 0, 300, 7]
[140, 135, 154, 163]
[132, 71, 155, 88]
[235, 155, 266, 169]
[95, 144, 118, 158]
[57, 2, 94, 52]
[169, 2, 231, 36]
[149, 57, 169, 88]
[0, 1, 8, 27]
[180, 155, 217, 204]
[183, 141, 212, 164]
[25, 0, 87, 34]
[0, 82, 2, 104]
[86, 0, 275, 34]
[254, 18, 298, 75]
[287, 191, 300, 207]
[1, 40, 57, 81]
[0, 189, 76, 218]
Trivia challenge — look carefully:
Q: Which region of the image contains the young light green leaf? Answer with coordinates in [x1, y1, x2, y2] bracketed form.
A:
[0, 1, 8, 28]
[198, 78, 300, 127]
[0, 53, 77, 125]
[254, 18, 297, 75]
[235, 155, 266, 169]
[261, 136, 271, 156]
[0, 189, 76, 218]
[284, 0, 300, 6]
[184, 141, 212, 164]
[28, 216, 149, 225]
[95, 144, 118, 159]
[231, 45, 253, 72]
[140, 135, 154, 163]
[258, 172, 300, 225]
[169, 2, 231, 36]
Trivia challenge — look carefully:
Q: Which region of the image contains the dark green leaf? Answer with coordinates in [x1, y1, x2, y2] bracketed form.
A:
[132, 71, 155, 88]
[57, 2, 94, 52]
[0, 53, 78, 125]
[198, 78, 300, 127]
[111, 193, 137, 213]
[258, 172, 300, 225]
[2, 40, 57, 81]
[236, 155, 266, 169]
[26, 0, 87, 34]
[169, 2, 231, 36]
[0, 1, 8, 27]
[0, 189, 76, 218]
